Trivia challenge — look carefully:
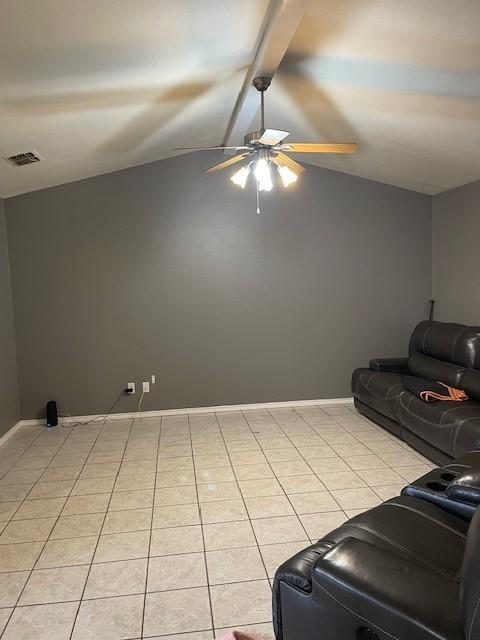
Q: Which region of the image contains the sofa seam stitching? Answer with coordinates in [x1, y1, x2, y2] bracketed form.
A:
[312, 579, 400, 640]
[400, 398, 478, 430]
[467, 595, 480, 640]
[452, 416, 480, 453]
[384, 501, 467, 538]
[421, 323, 435, 355]
[359, 372, 404, 402]
[344, 522, 458, 579]
[451, 327, 469, 365]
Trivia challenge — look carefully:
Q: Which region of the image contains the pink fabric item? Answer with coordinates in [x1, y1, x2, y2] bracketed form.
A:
[215, 632, 263, 640]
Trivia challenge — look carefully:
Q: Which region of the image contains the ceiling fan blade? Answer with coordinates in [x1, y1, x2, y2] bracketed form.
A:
[281, 143, 358, 154]
[271, 152, 305, 174]
[258, 129, 290, 146]
[174, 146, 248, 151]
[205, 152, 252, 174]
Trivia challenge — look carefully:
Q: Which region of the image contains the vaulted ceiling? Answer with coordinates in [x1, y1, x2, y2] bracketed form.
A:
[1, 0, 479, 197]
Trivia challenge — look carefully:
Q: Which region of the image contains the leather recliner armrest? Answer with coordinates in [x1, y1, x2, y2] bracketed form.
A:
[446, 468, 480, 506]
[369, 357, 409, 373]
[312, 537, 462, 639]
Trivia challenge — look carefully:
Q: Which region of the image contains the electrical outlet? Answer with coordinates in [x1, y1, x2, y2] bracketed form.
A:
[127, 382, 136, 394]
[143, 381, 150, 393]
[151, 374, 156, 384]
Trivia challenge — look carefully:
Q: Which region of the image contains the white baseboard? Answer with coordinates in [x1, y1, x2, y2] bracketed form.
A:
[0, 419, 30, 446]
[14, 397, 354, 428]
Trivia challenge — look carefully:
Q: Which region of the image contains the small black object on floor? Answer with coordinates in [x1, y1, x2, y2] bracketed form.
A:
[46, 400, 58, 427]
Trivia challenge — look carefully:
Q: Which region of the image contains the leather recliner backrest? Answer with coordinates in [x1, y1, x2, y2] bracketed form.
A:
[460, 507, 480, 638]
[408, 321, 480, 388]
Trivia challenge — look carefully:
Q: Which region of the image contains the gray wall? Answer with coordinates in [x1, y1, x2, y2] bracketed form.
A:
[5, 153, 432, 419]
[432, 179, 480, 325]
[0, 198, 20, 435]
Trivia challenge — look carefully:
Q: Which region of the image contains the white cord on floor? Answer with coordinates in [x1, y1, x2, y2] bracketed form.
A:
[58, 391, 125, 427]
[137, 389, 145, 419]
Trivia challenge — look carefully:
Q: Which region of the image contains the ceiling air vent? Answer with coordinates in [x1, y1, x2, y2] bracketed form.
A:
[4, 151, 43, 167]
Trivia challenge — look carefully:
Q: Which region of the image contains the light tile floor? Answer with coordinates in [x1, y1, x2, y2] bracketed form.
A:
[0, 404, 435, 639]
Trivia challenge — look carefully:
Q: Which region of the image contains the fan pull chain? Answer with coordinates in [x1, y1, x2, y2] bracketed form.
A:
[256, 180, 260, 214]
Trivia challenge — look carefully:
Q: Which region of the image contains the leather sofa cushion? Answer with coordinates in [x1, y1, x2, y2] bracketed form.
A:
[409, 320, 480, 368]
[313, 537, 463, 640]
[408, 352, 466, 387]
[444, 450, 480, 472]
[461, 368, 480, 401]
[398, 391, 480, 457]
[369, 357, 409, 373]
[322, 496, 467, 578]
[275, 496, 467, 594]
[351, 368, 404, 420]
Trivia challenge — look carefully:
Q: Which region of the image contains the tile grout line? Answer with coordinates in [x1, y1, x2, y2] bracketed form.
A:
[257, 405, 383, 525]
[0, 428, 67, 522]
[0, 419, 112, 639]
[66, 417, 135, 640]
[0, 426, 48, 482]
[302, 407, 384, 519]
[139, 416, 162, 639]
[285, 406, 371, 509]
[311, 407, 393, 510]
[1, 505, 352, 548]
[246, 407, 337, 544]
[0, 574, 278, 608]
[212, 412, 272, 634]
[239, 411, 313, 532]
[295, 406, 402, 508]
[293, 405, 370, 476]
[190, 414, 216, 637]
[0, 406, 435, 638]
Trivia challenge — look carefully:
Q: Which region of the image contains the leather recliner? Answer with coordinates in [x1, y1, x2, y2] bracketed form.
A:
[352, 320, 480, 464]
[273, 494, 479, 640]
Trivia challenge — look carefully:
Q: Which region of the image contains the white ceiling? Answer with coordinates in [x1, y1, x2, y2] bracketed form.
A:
[1, 0, 479, 198]
[272, 0, 480, 194]
[0, 0, 270, 197]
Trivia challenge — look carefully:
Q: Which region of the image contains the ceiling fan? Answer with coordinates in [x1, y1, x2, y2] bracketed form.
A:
[175, 77, 358, 212]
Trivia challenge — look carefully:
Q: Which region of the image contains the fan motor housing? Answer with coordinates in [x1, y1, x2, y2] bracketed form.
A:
[252, 77, 271, 92]
[244, 130, 267, 146]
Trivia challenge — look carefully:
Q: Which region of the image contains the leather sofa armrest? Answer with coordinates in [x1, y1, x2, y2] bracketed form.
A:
[446, 468, 480, 506]
[312, 537, 461, 639]
[369, 357, 409, 373]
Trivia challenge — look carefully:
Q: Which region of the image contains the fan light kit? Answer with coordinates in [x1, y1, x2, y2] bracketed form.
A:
[175, 77, 358, 213]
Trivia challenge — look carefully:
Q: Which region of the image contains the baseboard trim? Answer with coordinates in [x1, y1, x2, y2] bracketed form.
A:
[0, 419, 28, 446]
[16, 397, 354, 428]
